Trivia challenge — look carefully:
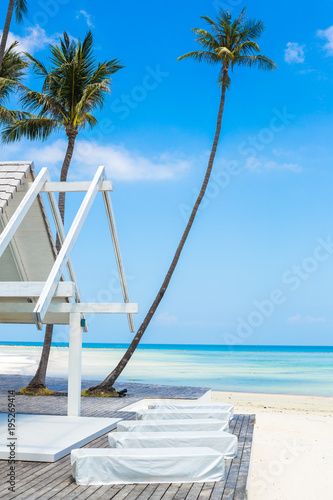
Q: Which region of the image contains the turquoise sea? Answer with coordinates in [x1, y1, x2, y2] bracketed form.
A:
[1, 343, 333, 397]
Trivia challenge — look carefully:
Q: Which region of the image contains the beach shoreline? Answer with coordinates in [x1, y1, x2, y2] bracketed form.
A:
[212, 390, 333, 412]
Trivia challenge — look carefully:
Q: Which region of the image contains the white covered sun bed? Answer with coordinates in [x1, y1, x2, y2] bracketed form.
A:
[117, 418, 229, 433]
[108, 430, 238, 459]
[136, 408, 230, 422]
[148, 402, 234, 419]
[71, 447, 225, 485]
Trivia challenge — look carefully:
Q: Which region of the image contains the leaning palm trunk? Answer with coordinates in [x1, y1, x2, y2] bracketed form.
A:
[0, 0, 15, 69]
[88, 76, 228, 394]
[25, 135, 77, 391]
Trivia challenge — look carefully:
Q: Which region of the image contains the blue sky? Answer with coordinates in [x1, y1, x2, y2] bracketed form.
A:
[1, 0, 333, 345]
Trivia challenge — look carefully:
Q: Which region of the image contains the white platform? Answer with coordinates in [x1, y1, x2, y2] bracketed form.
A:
[0, 414, 120, 462]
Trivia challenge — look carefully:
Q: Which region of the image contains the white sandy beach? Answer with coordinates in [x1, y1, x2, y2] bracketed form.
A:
[213, 391, 333, 500]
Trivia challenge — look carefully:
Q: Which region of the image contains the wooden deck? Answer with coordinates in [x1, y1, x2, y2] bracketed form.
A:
[0, 375, 255, 500]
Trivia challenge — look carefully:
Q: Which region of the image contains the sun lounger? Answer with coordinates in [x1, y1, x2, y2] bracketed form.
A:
[136, 408, 230, 422]
[71, 447, 225, 485]
[148, 402, 234, 419]
[108, 430, 238, 459]
[117, 418, 229, 432]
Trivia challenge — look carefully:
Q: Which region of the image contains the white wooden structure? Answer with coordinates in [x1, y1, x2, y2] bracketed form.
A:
[0, 161, 138, 417]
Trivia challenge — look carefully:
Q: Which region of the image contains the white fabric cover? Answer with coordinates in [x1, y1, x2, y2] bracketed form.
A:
[71, 447, 225, 485]
[117, 418, 229, 433]
[148, 402, 234, 419]
[108, 431, 238, 459]
[136, 408, 230, 422]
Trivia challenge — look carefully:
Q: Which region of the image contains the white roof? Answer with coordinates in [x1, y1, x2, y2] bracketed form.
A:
[0, 161, 57, 282]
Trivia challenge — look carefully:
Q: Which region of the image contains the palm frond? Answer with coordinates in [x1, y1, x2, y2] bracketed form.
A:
[82, 112, 98, 129]
[177, 50, 219, 64]
[74, 81, 111, 118]
[0, 43, 27, 81]
[14, 0, 28, 23]
[25, 53, 49, 78]
[0, 106, 30, 124]
[200, 16, 222, 39]
[237, 41, 260, 55]
[19, 90, 67, 120]
[236, 54, 277, 71]
[237, 19, 265, 43]
[192, 29, 219, 50]
[1, 117, 60, 143]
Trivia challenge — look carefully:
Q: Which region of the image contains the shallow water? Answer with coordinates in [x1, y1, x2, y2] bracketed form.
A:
[1, 344, 332, 397]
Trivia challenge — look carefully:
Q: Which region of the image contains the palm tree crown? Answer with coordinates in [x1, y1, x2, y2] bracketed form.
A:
[1, 30, 123, 143]
[177, 8, 276, 85]
[0, 41, 28, 124]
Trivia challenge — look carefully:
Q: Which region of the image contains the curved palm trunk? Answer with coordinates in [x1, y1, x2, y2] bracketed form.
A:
[0, 0, 15, 69]
[89, 71, 229, 393]
[26, 133, 77, 390]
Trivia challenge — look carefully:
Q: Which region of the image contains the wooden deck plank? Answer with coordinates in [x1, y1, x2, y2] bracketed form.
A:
[185, 483, 204, 500]
[172, 483, 193, 500]
[0, 376, 254, 500]
[109, 484, 138, 500]
[147, 484, 171, 500]
[197, 482, 215, 500]
[161, 484, 182, 500]
[86, 485, 128, 500]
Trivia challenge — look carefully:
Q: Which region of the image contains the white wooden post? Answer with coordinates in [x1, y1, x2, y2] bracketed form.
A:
[103, 191, 135, 333]
[67, 313, 82, 417]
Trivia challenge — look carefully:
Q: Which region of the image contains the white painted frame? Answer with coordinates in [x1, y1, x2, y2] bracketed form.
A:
[0, 281, 75, 297]
[33, 166, 105, 326]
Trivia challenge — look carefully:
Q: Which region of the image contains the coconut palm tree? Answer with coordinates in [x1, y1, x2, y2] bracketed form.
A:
[87, 8, 276, 396]
[0, 41, 28, 124]
[2, 30, 123, 391]
[0, 0, 28, 69]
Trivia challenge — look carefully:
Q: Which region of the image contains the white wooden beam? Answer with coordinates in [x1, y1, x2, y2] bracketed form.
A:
[33, 167, 105, 325]
[0, 302, 138, 314]
[0, 281, 75, 298]
[103, 191, 135, 333]
[40, 180, 113, 192]
[67, 313, 82, 416]
[46, 191, 81, 303]
[0, 168, 49, 260]
[46, 190, 88, 332]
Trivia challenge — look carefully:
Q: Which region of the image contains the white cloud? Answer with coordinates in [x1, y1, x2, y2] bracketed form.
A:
[245, 157, 301, 173]
[76, 10, 94, 28]
[287, 315, 325, 324]
[317, 25, 333, 55]
[0, 26, 57, 55]
[284, 42, 305, 64]
[3, 139, 192, 182]
[154, 312, 178, 326]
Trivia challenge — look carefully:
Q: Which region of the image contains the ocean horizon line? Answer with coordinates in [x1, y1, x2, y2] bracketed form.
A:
[1, 342, 332, 352]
